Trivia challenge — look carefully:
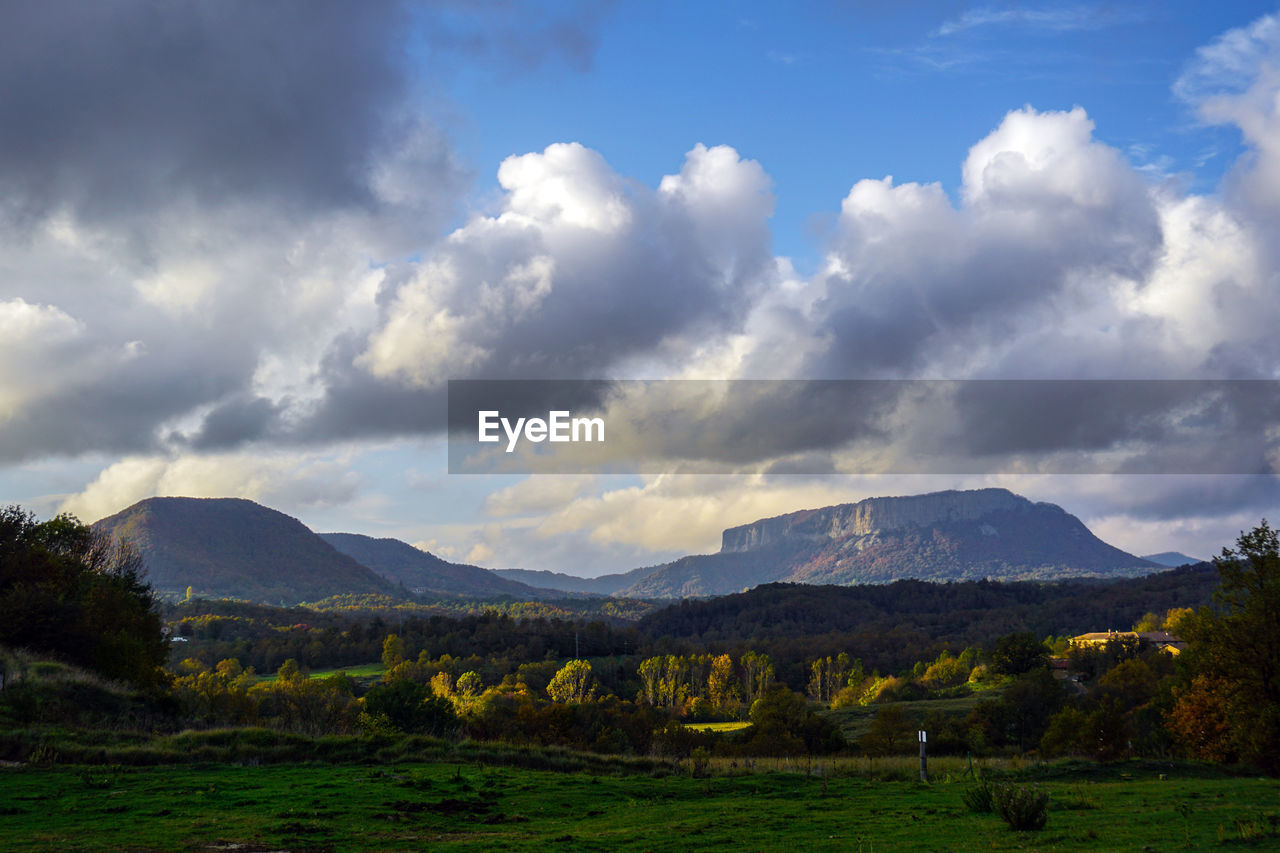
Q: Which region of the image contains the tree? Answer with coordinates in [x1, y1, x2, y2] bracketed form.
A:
[991, 632, 1050, 676]
[972, 669, 1065, 751]
[637, 656, 662, 706]
[657, 655, 688, 709]
[743, 686, 845, 756]
[1170, 521, 1280, 771]
[860, 704, 916, 755]
[0, 506, 167, 687]
[921, 650, 969, 690]
[362, 679, 458, 735]
[1133, 611, 1163, 632]
[706, 653, 739, 713]
[381, 633, 405, 670]
[430, 671, 454, 698]
[276, 658, 307, 683]
[1166, 674, 1238, 763]
[1162, 607, 1194, 634]
[547, 659, 595, 703]
[739, 651, 773, 704]
[808, 653, 852, 705]
[456, 671, 482, 697]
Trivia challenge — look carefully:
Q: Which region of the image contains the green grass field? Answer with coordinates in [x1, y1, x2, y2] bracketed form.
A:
[826, 692, 992, 741]
[256, 662, 386, 683]
[682, 721, 751, 733]
[2, 759, 1276, 851]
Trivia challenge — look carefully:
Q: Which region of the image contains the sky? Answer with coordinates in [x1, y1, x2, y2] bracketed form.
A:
[3, 0, 1280, 576]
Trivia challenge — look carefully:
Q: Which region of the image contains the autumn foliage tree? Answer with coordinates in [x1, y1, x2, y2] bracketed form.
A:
[546, 659, 595, 703]
[1168, 521, 1280, 771]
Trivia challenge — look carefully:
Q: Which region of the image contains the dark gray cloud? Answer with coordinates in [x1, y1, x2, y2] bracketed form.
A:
[0, 0, 608, 228]
[1091, 475, 1280, 523]
[0, 0, 413, 222]
[442, 379, 1280, 476]
[415, 0, 612, 74]
[0, 0, 616, 464]
[0, 350, 248, 462]
[187, 394, 284, 451]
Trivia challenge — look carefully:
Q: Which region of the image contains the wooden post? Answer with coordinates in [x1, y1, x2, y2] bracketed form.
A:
[918, 730, 927, 782]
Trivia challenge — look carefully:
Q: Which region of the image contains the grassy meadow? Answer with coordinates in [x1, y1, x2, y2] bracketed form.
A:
[1, 755, 1277, 852]
[255, 662, 387, 683]
[827, 692, 991, 742]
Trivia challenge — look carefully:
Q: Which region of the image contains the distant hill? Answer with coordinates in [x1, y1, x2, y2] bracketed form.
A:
[319, 533, 554, 599]
[491, 567, 649, 596]
[518, 489, 1160, 598]
[1141, 551, 1203, 568]
[93, 497, 398, 605]
[635, 564, 1218, 675]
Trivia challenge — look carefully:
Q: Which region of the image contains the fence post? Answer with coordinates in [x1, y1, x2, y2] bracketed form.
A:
[918, 730, 927, 782]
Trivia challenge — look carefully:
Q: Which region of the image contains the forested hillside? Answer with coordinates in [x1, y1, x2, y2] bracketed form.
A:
[638, 565, 1217, 682]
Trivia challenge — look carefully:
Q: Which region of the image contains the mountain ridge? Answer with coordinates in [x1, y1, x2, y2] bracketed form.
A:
[319, 532, 557, 599]
[1141, 551, 1203, 568]
[512, 488, 1159, 598]
[93, 488, 1163, 603]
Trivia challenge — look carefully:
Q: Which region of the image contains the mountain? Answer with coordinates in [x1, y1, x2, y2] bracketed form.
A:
[93, 497, 399, 604]
[1141, 551, 1203, 568]
[490, 567, 650, 596]
[91, 489, 1165, 604]
[525, 488, 1161, 598]
[772, 488, 1159, 586]
[319, 533, 554, 599]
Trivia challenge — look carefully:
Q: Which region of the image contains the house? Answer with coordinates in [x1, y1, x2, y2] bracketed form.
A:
[1070, 630, 1186, 655]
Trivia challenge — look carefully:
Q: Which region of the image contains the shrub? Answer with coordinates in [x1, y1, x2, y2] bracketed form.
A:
[991, 783, 1049, 831]
[961, 777, 994, 813]
[363, 680, 459, 736]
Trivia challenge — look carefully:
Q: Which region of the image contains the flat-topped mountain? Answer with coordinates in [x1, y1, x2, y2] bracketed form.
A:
[93, 497, 398, 604]
[721, 488, 1029, 552]
[520, 488, 1160, 598]
[777, 489, 1158, 586]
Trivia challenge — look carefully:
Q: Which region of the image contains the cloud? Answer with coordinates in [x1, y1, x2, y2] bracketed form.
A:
[355, 141, 776, 390]
[483, 475, 601, 517]
[0, 1, 417, 224]
[774, 107, 1156, 383]
[933, 5, 1143, 38]
[0, 298, 87, 418]
[431, 95, 1280, 483]
[1174, 13, 1280, 102]
[1177, 16, 1280, 220]
[60, 449, 362, 524]
[0, 1, 610, 464]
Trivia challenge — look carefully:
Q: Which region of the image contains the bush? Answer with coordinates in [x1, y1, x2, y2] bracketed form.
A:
[363, 680, 459, 736]
[961, 777, 994, 813]
[740, 687, 845, 756]
[991, 783, 1049, 831]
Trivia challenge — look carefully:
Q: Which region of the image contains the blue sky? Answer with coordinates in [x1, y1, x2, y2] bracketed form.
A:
[2, 1, 1280, 577]
[449, 1, 1268, 267]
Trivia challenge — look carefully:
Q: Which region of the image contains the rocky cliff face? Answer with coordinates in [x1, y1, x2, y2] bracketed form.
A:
[721, 488, 1033, 552]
